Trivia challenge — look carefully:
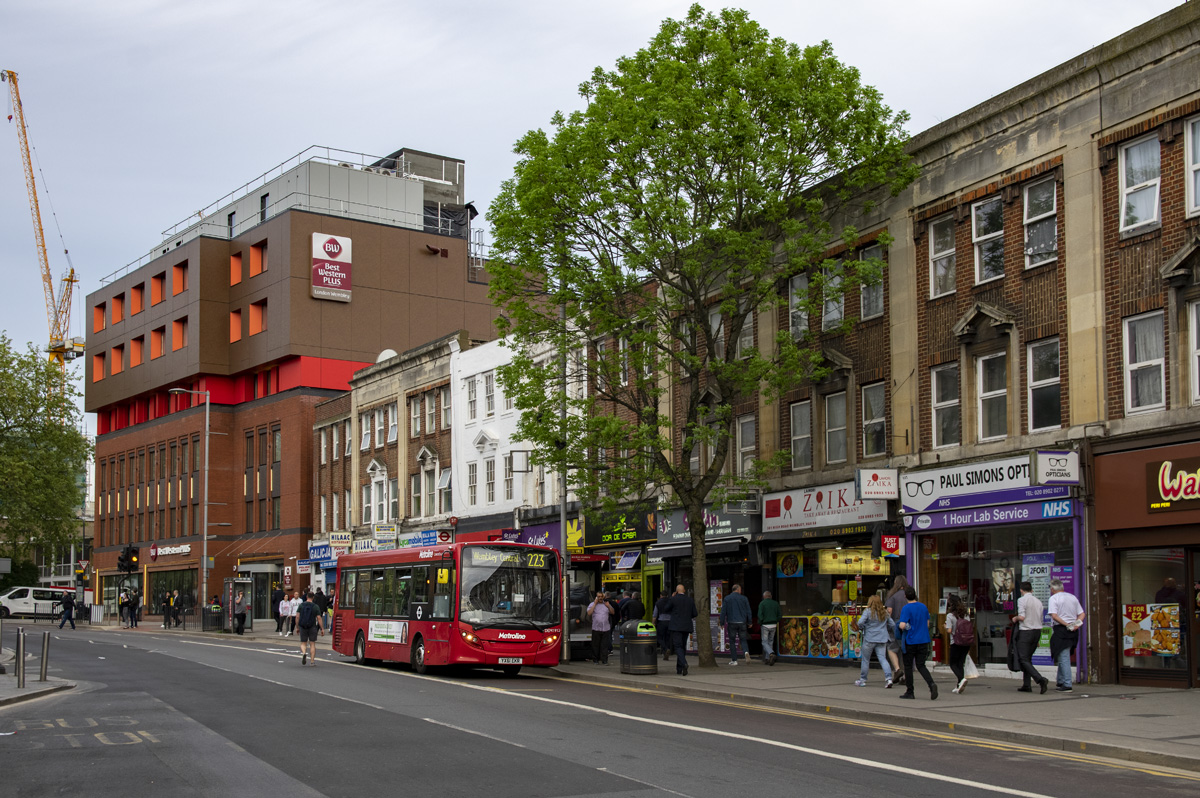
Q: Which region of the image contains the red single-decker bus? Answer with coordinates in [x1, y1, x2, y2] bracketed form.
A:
[332, 541, 562, 676]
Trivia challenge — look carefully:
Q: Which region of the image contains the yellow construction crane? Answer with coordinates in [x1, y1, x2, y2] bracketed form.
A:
[3, 68, 84, 381]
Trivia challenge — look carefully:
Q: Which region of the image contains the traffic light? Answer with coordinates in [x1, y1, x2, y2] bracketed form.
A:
[117, 546, 129, 573]
[129, 547, 139, 570]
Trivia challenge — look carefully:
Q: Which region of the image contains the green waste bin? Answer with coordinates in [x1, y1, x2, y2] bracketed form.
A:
[619, 620, 659, 675]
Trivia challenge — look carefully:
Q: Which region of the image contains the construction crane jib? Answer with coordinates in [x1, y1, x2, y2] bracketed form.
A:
[2, 69, 84, 379]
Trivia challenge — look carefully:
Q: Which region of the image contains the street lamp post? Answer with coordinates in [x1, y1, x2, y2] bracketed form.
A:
[168, 388, 210, 611]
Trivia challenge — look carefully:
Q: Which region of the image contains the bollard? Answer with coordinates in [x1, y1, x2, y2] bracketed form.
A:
[39, 630, 50, 681]
[16, 628, 25, 689]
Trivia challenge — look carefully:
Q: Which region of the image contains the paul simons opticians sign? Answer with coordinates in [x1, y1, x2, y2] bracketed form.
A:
[900, 455, 1069, 514]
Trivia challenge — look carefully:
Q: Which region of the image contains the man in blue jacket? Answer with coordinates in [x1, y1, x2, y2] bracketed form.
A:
[897, 585, 938, 700]
[719, 584, 753, 665]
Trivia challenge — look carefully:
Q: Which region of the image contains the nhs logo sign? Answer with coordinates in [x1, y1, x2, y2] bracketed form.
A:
[1041, 500, 1072, 518]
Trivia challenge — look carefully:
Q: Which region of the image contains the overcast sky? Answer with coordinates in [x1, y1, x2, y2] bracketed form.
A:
[0, 0, 1186, 435]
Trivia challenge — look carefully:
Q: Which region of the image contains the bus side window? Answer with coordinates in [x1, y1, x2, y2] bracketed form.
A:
[412, 566, 429, 606]
[341, 571, 357, 613]
[382, 569, 397, 617]
[355, 570, 372, 616]
[432, 565, 454, 620]
[370, 569, 385, 616]
[395, 567, 411, 619]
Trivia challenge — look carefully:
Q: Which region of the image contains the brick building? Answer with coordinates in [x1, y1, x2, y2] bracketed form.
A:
[86, 147, 498, 621]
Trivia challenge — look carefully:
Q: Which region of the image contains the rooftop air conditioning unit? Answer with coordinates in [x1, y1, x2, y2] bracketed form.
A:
[337, 162, 353, 168]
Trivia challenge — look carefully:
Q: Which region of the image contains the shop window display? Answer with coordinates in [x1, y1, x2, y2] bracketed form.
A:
[1117, 548, 1188, 672]
[918, 523, 1074, 666]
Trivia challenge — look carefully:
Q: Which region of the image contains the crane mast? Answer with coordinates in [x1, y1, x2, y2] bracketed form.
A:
[3, 69, 83, 379]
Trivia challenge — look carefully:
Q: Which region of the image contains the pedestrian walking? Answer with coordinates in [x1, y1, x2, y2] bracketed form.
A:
[719, 584, 752, 665]
[119, 590, 129, 627]
[1012, 580, 1050, 694]
[171, 589, 182, 627]
[289, 591, 301, 636]
[129, 590, 140, 629]
[853, 595, 894, 687]
[586, 591, 614, 664]
[653, 589, 672, 660]
[271, 585, 285, 633]
[314, 587, 329, 619]
[1048, 578, 1085, 692]
[279, 592, 294, 636]
[757, 590, 781, 665]
[666, 584, 697, 676]
[234, 589, 249, 635]
[897, 585, 938, 700]
[296, 592, 324, 666]
[620, 591, 645, 623]
[945, 594, 973, 694]
[885, 575, 910, 685]
[160, 592, 171, 628]
[57, 591, 77, 630]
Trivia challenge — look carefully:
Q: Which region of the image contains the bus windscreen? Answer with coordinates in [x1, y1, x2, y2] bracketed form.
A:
[460, 546, 559, 630]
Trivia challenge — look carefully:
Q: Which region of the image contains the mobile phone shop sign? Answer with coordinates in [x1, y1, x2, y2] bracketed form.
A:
[901, 456, 1068, 514]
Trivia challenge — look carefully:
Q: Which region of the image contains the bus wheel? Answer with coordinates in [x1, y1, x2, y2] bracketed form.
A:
[353, 632, 367, 665]
[501, 665, 522, 677]
[411, 636, 428, 675]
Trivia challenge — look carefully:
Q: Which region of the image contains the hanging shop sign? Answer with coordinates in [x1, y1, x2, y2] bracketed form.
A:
[656, 505, 760, 545]
[1030, 450, 1080, 486]
[855, 468, 899, 500]
[762, 481, 886, 534]
[1148, 456, 1200, 513]
[311, 233, 353, 302]
[900, 455, 1069, 514]
[330, 531, 352, 550]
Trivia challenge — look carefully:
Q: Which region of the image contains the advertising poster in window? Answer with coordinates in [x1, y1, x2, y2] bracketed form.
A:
[803, 615, 852, 659]
[991, 567, 1016, 612]
[779, 617, 808, 656]
[776, 551, 803, 579]
[1122, 603, 1180, 657]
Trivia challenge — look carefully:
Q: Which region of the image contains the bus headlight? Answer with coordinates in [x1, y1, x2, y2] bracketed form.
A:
[541, 633, 559, 647]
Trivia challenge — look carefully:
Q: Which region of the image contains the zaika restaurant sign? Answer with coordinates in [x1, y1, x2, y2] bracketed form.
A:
[311, 233, 352, 302]
[1147, 457, 1200, 513]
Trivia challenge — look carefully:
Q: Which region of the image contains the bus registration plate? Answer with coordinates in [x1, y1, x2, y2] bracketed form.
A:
[498, 657, 523, 665]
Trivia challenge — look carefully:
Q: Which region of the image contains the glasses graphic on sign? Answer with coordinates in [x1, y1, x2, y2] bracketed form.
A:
[905, 480, 934, 498]
[1047, 457, 1068, 467]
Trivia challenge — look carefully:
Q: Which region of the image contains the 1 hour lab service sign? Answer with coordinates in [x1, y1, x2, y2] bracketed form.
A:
[311, 233, 352, 302]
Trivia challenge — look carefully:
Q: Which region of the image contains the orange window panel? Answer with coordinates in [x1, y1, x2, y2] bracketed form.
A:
[172, 317, 188, 351]
[130, 336, 144, 367]
[111, 345, 124, 375]
[151, 273, 165, 305]
[230, 252, 243, 285]
[249, 242, 267, 277]
[151, 327, 165, 359]
[93, 302, 106, 333]
[230, 309, 242, 342]
[92, 352, 105, 382]
[112, 294, 125, 324]
[249, 300, 267, 335]
[172, 262, 188, 296]
[131, 283, 144, 314]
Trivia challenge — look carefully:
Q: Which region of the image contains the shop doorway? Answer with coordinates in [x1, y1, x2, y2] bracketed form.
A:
[1116, 547, 1196, 687]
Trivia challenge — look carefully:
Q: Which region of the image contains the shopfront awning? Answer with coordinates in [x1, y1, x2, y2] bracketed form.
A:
[647, 536, 747, 559]
[614, 551, 641, 570]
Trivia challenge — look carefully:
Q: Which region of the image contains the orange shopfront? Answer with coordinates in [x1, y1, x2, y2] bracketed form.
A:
[1095, 440, 1200, 688]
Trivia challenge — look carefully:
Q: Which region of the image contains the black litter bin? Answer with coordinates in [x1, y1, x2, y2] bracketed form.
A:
[619, 620, 659, 675]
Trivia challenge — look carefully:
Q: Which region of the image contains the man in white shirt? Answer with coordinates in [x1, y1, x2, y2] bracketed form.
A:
[1011, 581, 1049, 694]
[1047, 579, 1085, 693]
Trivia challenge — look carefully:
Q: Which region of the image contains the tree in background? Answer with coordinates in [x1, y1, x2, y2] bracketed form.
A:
[0, 334, 91, 563]
[488, 4, 917, 667]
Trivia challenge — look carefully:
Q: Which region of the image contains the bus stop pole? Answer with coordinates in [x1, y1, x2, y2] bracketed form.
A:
[559, 298, 570, 663]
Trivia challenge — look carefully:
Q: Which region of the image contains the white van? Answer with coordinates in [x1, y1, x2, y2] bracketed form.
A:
[0, 586, 75, 618]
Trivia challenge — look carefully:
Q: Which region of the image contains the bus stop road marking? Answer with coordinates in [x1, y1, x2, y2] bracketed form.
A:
[424, 718, 526, 748]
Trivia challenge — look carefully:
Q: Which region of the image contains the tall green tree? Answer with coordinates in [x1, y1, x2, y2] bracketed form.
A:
[488, 4, 917, 667]
[0, 334, 91, 562]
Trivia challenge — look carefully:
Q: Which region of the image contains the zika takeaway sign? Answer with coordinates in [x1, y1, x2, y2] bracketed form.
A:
[311, 233, 352, 302]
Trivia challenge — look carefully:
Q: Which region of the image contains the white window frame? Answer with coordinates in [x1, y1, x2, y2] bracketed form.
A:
[594, 339, 608, 392]
[361, 484, 372, 525]
[320, 495, 327, 534]
[425, 468, 435, 515]
[929, 216, 956, 298]
[972, 197, 1005, 284]
[642, 323, 655, 379]
[410, 398, 420, 437]
[1124, 310, 1166, 414]
[485, 458, 496, 504]
[504, 453, 514, 500]
[344, 489, 351, 529]
[374, 408, 385, 448]
[789, 274, 809, 339]
[438, 468, 453, 514]
[410, 474, 422, 517]
[735, 302, 754, 358]
[331, 424, 339, 460]
[708, 306, 724, 360]
[374, 476, 387, 523]
[824, 392, 847, 465]
[442, 386, 452, 427]
[618, 337, 630, 385]
[319, 429, 327, 465]
[821, 265, 844, 330]
[736, 414, 756, 476]
[359, 414, 370, 451]
[468, 462, 478, 506]
[1028, 338, 1062, 433]
[344, 421, 351, 456]
[484, 372, 495, 416]
[383, 403, 394, 443]
[467, 378, 477, 420]
[789, 401, 811, 470]
[389, 477, 398, 521]
[1190, 301, 1200, 405]
[862, 383, 886, 458]
[1023, 179, 1057, 269]
[932, 363, 961, 449]
[426, 391, 436, 431]
[977, 352, 1008, 442]
[1119, 135, 1161, 233]
[1188, 116, 1200, 218]
[331, 492, 339, 531]
[860, 245, 883, 320]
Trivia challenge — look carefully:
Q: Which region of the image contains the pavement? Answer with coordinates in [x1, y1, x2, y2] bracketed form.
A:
[6, 619, 1200, 774]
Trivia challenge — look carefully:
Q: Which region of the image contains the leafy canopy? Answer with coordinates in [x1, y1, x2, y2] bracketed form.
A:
[0, 334, 91, 560]
[488, 4, 917, 516]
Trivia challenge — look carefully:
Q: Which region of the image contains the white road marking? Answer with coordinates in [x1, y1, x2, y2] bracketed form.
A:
[598, 767, 694, 798]
[424, 717, 527, 747]
[319, 692, 383, 710]
[247, 674, 291, 687]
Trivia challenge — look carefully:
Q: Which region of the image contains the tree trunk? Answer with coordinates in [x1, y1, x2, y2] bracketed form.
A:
[687, 500, 716, 668]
